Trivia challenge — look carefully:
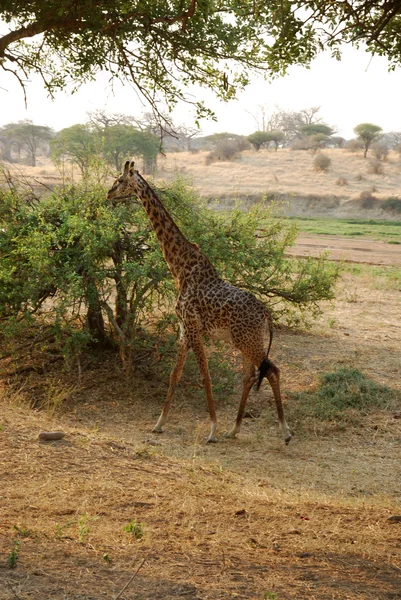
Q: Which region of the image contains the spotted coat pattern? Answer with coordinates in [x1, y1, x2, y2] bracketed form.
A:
[107, 161, 291, 444]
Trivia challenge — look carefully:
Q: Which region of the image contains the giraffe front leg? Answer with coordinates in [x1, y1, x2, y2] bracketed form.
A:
[152, 337, 189, 434]
[191, 337, 218, 443]
[225, 357, 256, 439]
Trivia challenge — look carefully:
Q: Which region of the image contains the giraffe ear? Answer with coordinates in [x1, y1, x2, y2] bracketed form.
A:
[123, 160, 130, 173]
[130, 161, 135, 169]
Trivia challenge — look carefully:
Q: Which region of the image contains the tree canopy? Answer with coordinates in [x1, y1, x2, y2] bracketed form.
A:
[1, 2, 401, 119]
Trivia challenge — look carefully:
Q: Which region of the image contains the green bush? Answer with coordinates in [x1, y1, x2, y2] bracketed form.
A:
[382, 197, 401, 212]
[0, 173, 340, 363]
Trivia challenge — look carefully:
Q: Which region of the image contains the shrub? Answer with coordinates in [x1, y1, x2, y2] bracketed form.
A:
[382, 197, 401, 212]
[372, 142, 389, 161]
[313, 153, 331, 172]
[290, 137, 313, 151]
[346, 139, 364, 153]
[367, 158, 384, 175]
[336, 176, 348, 186]
[358, 190, 379, 208]
[205, 140, 241, 164]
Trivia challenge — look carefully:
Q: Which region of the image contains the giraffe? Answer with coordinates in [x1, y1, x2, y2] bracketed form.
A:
[107, 161, 292, 445]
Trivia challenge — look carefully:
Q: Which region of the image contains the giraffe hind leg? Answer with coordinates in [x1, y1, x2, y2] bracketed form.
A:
[225, 357, 256, 439]
[260, 358, 292, 445]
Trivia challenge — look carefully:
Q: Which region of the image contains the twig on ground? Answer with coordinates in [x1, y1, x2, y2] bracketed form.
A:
[114, 556, 148, 600]
[6, 580, 25, 600]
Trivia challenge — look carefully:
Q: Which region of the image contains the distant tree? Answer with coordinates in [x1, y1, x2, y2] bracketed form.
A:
[131, 129, 160, 174]
[298, 106, 324, 126]
[247, 131, 272, 151]
[300, 124, 334, 137]
[328, 136, 346, 148]
[381, 131, 401, 150]
[51, 124, 98, 173]
[175, 125, 201, 151]
[0, 125, 14, 161]
[354, 123, 383, 158]
[1, 120, 53, 166]
[88, 109, 133, 129]
[264, 130, 285, 151]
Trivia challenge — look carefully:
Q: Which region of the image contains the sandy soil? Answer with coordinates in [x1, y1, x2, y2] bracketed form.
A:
[289, 234, 401, 266]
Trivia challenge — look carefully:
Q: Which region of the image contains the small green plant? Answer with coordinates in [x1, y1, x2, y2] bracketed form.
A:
[103, 553, 112, 563]
[123, 518, 144, 539]
[292, 368, 401, 420]
[56, 520, 74, 539]
[327, 317, 337, 328]
[13, 524, 32, 538]
[7, 539, 20, 568]
[77, 514, 99, 544]
[263, 592, 278, 600]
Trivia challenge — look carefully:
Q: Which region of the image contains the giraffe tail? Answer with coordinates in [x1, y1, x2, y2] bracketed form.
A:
[256, 358, 274, 390]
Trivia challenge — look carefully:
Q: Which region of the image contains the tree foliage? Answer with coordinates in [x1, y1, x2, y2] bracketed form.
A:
[1, 2, 401, 118]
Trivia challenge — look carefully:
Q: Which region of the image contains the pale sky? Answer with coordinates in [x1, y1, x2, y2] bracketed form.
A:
[0, 43, 400, 140]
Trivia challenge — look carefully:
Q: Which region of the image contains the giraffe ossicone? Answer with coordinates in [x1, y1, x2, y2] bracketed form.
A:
[107, 163, 292, 445]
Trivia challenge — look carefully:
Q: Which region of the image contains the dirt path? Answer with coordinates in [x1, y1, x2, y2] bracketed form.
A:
[288, 234, 401, 265]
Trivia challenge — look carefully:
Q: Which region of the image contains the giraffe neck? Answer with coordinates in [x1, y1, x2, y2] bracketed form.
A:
[133, 173, 213, 285]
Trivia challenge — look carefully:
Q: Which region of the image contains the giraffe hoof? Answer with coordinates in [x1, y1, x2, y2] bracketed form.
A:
[224, 431, 237, 439]
[152, 426, 163, 434]
[284, 433, 292, 445]
[205, 436, 218, 444]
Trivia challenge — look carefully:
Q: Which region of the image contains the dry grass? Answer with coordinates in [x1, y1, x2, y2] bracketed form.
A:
[1, 264, 401, 599]
[156, 148, 401, 202]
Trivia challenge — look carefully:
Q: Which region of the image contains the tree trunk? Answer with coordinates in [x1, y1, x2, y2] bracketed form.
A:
[85, 280, 108, 346]
[112, 239, 128, 329]
[142, 154, 157, 174]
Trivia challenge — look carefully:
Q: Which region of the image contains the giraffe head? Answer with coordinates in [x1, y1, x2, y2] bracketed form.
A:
[107, 160, 141, 202]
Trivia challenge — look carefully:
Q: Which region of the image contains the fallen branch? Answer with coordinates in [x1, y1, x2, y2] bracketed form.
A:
[114, 556, 148, 600]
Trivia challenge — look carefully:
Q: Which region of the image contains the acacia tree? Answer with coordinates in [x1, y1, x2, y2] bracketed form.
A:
[1, 2, 401, 121]
[354, 123, 383, 158]
[247, 131, 272, 151]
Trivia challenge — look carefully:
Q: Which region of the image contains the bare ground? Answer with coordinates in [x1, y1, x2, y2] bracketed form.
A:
[289, 234, 401, 266]
[1, 236, 400, 600]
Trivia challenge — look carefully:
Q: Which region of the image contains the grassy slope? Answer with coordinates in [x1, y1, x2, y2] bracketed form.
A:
[156, 148, 401, 202]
